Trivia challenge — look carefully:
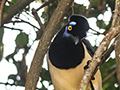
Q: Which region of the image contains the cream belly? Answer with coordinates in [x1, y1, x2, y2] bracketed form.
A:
[47, 44, 102, 90]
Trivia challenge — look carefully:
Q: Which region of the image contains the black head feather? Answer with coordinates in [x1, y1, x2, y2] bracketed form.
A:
[67, 15, 90, 39]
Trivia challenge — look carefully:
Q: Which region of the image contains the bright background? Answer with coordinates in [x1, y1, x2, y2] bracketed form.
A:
[0, 0, 114, 90]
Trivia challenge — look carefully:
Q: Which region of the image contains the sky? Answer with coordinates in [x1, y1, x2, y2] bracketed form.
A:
[0, 0, 114, 90]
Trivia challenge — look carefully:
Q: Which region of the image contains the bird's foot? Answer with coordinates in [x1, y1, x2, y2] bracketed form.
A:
[84, 60, 92, 70]
[84, 60, 95, 81]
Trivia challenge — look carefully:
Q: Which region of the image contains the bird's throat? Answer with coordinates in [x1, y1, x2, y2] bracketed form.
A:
[49, 38, 85, 69]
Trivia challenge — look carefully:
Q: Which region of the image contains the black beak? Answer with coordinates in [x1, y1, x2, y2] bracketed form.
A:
[62, 27, 80, 45]
[70, 35, 79, 45]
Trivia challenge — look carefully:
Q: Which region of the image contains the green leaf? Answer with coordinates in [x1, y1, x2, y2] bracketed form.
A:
[15, 32, 28, 48]
[3, 5, 10, 13]
[106, 0, 115, 11]
[0, 44, 4, 61]
[96, 20, 107, 29]
[11, 0, 17, 4]
[8, 74, 17, 81]
[91, 0, 99, 9]
[40, 68, 51, 82]
[101, 58, 118, 90]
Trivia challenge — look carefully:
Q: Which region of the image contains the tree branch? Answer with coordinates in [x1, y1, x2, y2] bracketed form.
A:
[25, 0, 74, 90]
[1, 0, 34, 26]
[71, 1, 74, 15]
[101, 41, 115, 64]
[79, 25, 120, 89]
[36, 0, 55, 11]
[111, 0, 120, 27]
[0, 0, 6, 26]
[79, 0, 120, 89]
[9, 19, 40, 30]
[115, 34, 120, 88]
[113, 0, 120, 88]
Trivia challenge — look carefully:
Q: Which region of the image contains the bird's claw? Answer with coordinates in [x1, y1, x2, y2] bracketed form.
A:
[84, 60, 92, 70]
[84, 60, 95, 81]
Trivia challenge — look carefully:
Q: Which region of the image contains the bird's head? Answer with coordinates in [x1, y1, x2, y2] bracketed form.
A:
[62, 15, 89, 45]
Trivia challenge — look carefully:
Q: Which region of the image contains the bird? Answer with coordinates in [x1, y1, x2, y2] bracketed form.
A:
[47, 15, 102, 90]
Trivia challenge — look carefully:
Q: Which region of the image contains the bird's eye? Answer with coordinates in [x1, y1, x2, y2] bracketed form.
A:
[68, 25, 72, 31]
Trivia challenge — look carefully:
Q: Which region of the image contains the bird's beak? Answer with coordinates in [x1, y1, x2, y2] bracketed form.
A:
[63, 26, 80, 45]
[70, 35, 79, 45]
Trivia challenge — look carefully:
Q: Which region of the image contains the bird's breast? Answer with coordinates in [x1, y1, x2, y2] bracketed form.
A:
[49, 39, 84, 69]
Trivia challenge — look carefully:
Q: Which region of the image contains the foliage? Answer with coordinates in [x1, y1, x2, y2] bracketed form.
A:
[0, 0, 118, 90]
[101, 58, 118, 90]
[15, 32, 28, 48]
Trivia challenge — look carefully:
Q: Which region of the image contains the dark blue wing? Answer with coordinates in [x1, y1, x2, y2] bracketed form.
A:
[82, 39, 94, 57]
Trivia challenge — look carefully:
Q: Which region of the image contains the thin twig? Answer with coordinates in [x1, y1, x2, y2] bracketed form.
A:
[71, 1, 74, 15]
[90, 27, 103, 35]
[1, 26, 23, 31]
[36, 0, 55, 11]
[102, 68, 117, 83]
[86, 0, 92, 17]
[0, 82, 41, 89]
[101, 44, 114, 63]
[8, 20, 40, 30]
[32, 8, 45, 31]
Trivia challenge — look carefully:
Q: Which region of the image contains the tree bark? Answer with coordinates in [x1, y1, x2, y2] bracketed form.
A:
[25, 0, 74, 90]
[0, 0, 6, 26]
[114, 0, 120, 89]
[1, 0, 34, 26]
[115, 35, 120, 88]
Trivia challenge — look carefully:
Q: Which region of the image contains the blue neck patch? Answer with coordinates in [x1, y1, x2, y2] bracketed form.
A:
[62, 26, 70, 37]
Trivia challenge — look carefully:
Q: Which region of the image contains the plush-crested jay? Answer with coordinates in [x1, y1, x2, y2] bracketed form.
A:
[47, 15, 102, 90]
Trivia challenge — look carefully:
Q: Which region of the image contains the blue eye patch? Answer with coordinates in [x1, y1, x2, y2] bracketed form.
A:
[65, 26, 68, 30]
[69, 21, 76, 26]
